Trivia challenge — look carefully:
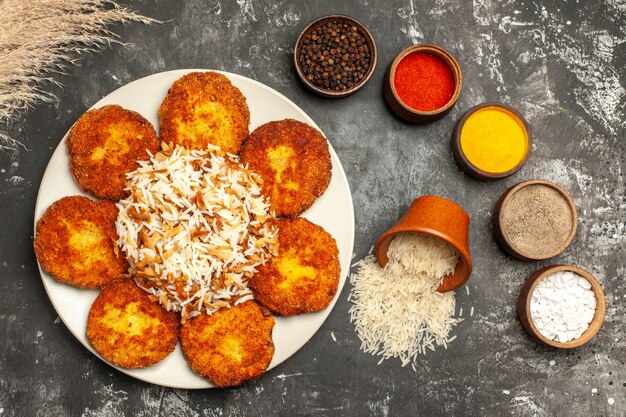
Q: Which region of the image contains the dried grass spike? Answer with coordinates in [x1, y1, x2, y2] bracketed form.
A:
[0, 0, 159, 150]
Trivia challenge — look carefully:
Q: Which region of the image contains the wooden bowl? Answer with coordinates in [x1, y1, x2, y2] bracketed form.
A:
[375, 196, 472, 292]
[493, 179, 578, 261]
[383, 44, 462, 123]
[451, 103, 532, 180]
[518, 265, 606, 348]
[294, 15, 377, 98]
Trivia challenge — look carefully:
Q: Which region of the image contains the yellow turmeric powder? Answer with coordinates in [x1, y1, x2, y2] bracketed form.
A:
[460, 107, 528, 173]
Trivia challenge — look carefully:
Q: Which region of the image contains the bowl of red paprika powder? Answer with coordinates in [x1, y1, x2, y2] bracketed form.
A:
[384, 44, 462, 123]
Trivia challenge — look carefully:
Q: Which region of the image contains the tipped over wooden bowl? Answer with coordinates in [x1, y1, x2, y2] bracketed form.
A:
[375, 195, 472, 293]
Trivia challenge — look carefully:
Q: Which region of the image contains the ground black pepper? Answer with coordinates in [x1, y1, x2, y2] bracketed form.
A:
[500, 184, 574, 258]
[298, 20, 372, 92]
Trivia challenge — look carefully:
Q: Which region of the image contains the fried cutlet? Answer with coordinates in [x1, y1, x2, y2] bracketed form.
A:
[86, 279, 180, 368]
[159, 71, 250, 154]
[239, 119, 332, 218]
[34, 195, 128, 289]
[180, 301, 275, 387]
[249, 217, 340, 316]
[66, 104, 159, 200]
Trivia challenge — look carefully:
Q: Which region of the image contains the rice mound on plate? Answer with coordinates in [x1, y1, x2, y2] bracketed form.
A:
[115, 142, 278, 322]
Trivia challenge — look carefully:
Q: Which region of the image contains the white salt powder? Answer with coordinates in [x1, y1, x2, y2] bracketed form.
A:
[530, 271, 596, 343]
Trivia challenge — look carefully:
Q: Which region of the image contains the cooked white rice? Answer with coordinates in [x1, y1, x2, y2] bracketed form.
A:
[115, 143, 278, 322]
[348, 233, 461, 366]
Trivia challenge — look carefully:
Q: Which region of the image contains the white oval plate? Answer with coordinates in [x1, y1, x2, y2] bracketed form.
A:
[34, 69, 355, 389]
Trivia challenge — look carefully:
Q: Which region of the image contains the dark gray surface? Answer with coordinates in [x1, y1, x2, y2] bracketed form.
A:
[1, 0, 624, 416]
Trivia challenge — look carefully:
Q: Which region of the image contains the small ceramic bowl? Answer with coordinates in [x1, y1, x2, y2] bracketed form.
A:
[451, 103, 532, 180]
[383, 44, 462, 123]
[518, 265, 606, 349]
[375, 195, 472, 292]
[493, 179, 578, 261]
[294, 14, 377, 98]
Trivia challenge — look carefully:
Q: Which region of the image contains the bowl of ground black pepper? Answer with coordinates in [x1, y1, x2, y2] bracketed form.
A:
[294, 15, 377, 98]
[493, 179, 578, 261]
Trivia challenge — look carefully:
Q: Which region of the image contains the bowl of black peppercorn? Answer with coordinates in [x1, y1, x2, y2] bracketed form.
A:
[294, 15, 377, 98]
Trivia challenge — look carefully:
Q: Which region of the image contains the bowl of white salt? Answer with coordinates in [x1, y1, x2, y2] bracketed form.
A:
[518, 265, 606, 348]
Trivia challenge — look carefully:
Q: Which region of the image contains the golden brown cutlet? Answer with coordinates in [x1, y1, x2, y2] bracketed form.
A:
[33, 195, 128, 289]
[239, 119, 332, 218]
[66, 104, 159, 200]
[86, 279, 180, 369]
[159, 71, 250, 154]
[180, 301, 275, 387]
[249, 217, 340, 316]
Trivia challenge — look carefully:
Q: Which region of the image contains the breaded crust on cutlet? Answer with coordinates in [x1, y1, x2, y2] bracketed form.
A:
[159, 71, 250, 154]
[180, 301, 275, 387]
[66, 104, 159, 200]
[239, 119, 332, 218]
[87, 279, 180, 368]
[249, 217, 340, 316]
[33, 195, 128, 289]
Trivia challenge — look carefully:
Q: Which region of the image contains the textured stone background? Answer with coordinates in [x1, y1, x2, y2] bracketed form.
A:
[0, 0, 624, 416]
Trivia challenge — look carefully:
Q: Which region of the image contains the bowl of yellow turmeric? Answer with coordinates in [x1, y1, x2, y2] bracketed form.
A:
[451, 103, 532, 180]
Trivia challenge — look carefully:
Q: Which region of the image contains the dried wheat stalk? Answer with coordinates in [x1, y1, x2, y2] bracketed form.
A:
[0, 0, 158, 150]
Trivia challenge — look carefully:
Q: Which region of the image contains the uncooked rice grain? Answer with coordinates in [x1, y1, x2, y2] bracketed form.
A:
[349, 233, 461, 366]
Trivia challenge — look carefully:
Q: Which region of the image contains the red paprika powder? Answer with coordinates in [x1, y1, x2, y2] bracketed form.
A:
[393, 52, 456, 112]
